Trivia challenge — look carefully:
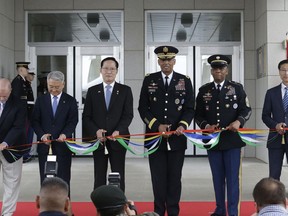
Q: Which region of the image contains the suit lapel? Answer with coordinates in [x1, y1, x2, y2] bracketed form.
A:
[277, 84, 285, 113]
[55, 93, 66, 118]
[109, 82, 118, 110]
[96, 84, 106, 110]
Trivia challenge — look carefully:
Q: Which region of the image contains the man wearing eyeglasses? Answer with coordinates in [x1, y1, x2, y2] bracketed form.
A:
[83, 57, 133, 191]
[262, 59, 288, 181]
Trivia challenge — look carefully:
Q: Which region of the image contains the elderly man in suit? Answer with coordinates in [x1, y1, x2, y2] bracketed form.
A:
[32, 71, 78, 190]
[83, 57, 133, 191]
[0, 78, 26, 216]
[262, 59, 288, 181]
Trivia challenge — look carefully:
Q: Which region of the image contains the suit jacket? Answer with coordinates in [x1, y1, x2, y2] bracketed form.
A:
[262, 84, 287, 148]
[0, 94, 27, 162]
[32, 92, 78, 154]
[39, 211, 67, 216]
[138, 71, 195, 151]
[82, 82, 133, 151]
[195, 80, 251, 150]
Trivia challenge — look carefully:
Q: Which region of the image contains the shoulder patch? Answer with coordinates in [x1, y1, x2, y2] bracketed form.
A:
[229, 80, 241, 86]
[186, 75, 190, 79]
[145, 73, 151, 77]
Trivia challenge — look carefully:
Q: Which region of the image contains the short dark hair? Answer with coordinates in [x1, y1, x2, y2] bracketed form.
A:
[278, 59, 288, 70]
[101, 57, 119, 69]
[253, 177, 286, 208]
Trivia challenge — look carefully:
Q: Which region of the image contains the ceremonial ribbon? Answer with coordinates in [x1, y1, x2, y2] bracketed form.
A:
[2, 128, 276, 158]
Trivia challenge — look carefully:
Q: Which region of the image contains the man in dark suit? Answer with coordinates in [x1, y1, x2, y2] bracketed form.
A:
[0, 78, 27, 216]
[32, 71, 78, 190]
[83, 57, 133, 191]
[262, 59, 288, 180]
[195, 55, 251, 216]
[138, 46, 195, 216]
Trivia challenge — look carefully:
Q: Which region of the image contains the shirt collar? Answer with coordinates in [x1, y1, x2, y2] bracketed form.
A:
[103, 81, 115, 89]
[161, 71, 173, 80]
[214, 81, 225, 89]
[50, 92, 62, 100]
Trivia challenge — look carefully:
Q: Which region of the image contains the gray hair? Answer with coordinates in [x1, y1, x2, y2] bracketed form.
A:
[47, 71, 65, 82]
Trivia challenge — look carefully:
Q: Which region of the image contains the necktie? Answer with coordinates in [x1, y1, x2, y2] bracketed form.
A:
[165, 76, 169, 91]
[283, 87, 288, 113]
[105, 85, 112, 109]
[217, 84, 221, 94]
[52, 96, 58, 116]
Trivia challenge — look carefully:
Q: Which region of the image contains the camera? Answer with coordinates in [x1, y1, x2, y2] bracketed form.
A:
[108, 172, 121, 188]
[44, 155, 58, 178]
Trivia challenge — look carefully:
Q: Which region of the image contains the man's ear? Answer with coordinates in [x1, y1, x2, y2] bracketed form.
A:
[64, 197, 70, 212]
[36, 195, 40, 209]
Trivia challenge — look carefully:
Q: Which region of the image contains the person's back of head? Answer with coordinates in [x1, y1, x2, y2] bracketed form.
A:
[90, 185, 127, 216]
[253, 177, 286, 210]
[36, 177, 69, 213]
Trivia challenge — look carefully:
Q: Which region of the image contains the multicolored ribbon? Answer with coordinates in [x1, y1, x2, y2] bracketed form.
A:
[3, 128, 273, 158]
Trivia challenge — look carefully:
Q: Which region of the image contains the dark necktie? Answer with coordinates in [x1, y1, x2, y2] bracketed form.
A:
[52, 96, 58, 116]
[105, 85, 112, 109]
[165, 76, 169, 91]
[217, 84, 221, 94]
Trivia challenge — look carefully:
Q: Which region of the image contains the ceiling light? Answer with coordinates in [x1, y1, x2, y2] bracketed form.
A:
[87, 13, 99, 27]
[176, 29, 187, 42]
[181, 13, 193, 28]
[100, 29, 110, 41]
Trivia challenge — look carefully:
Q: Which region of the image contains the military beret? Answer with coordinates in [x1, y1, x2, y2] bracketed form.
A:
[90, 185, 127, 210]
[207, 55, 231, 68]
[16, 62, 30, 69]
[154, 46, 179, 60]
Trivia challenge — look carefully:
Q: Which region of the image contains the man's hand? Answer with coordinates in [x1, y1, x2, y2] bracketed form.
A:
[96, 129, 107, 142]
[158, 124, 171, 138]
[276, 122, 286, 135]
[57, 134, 66, 142]
[226, 120, 241, 132]
[174, 126, 185, 136]
[205, 124, 219, 132]
[109, 130, 119, 141]
[0, 142, 7, 151]
[41, 133, 52, 145]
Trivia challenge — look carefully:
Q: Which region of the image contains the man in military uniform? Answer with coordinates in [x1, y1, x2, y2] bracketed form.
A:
[11, 62, 30, 160]
[195, 55, 251, 216]
[11, 62, 29, 104]
[25, 69, 36, 160]
[138, 46, 195, 216]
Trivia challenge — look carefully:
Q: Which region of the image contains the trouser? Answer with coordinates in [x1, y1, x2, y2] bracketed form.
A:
[0, 152, 23, 216]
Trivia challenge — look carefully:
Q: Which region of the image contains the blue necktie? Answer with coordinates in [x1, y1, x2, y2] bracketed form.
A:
[105, 85, 112, 109]
[284, 87, 288, 113]
[52, 96, 58, 116]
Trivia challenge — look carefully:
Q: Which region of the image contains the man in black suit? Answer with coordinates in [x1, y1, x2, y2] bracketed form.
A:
[0, 78, 26, 216]
[83, 57, 133, 191]
[262, 59, 288, 180]
[32, 71, 78, 190]
[138, 46, 195, 216]
[195, 55, 251, 216]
